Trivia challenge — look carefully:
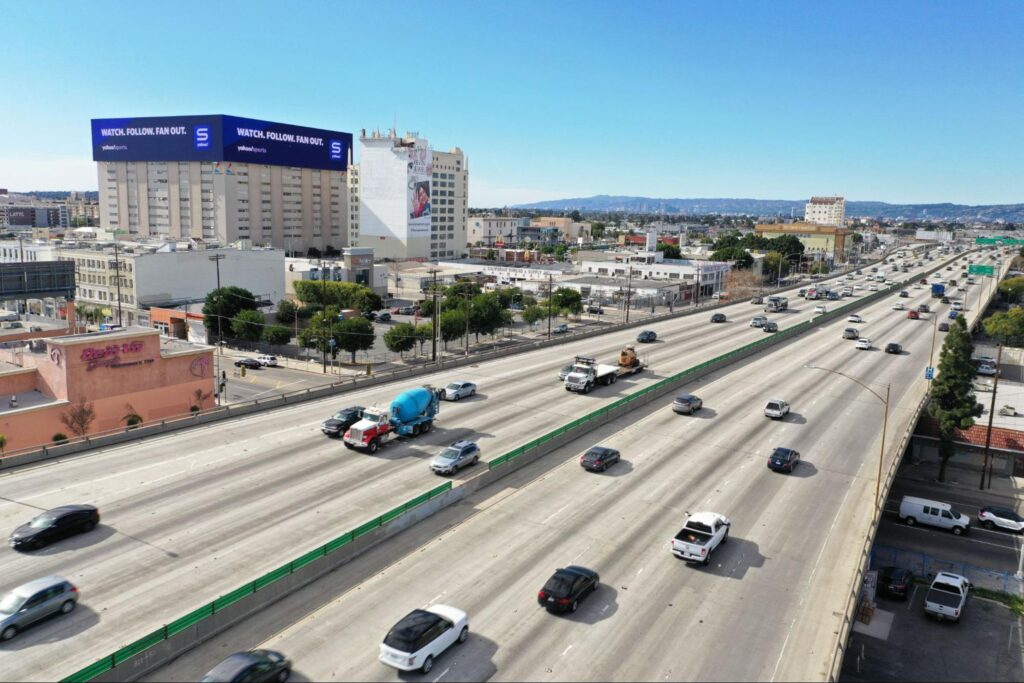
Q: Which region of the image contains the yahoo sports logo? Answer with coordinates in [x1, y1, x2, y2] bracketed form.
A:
[194, 125, 211, 150]
[329, 139, 343, 161]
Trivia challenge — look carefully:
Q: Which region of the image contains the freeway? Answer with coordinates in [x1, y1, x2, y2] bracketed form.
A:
[0, 251, 969, 680]
[144, 252, 988, 682]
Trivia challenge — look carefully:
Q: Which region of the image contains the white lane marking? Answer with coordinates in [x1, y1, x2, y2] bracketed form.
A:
[636, 567, 644, 575]
[908, 585, 919, 611]
[432, 666, 451, 682]
[542, 503, 571, 525]
[601, 604, 610, 614]
[569, 544, 592, 564]
[562, 644, 574, 656]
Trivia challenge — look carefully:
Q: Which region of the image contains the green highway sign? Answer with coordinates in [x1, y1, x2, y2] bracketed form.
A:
[969, 264, 995, 275]
[975, 237, 1022, 246]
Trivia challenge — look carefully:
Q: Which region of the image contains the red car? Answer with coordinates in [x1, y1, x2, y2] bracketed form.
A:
[919, 278, 927, 285]
[907, 310, 920, 320]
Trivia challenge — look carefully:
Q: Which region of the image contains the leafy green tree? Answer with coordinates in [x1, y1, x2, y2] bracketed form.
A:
[485, 249, 497, 261]
[468, 293, 505, 341]
[763, 251, 789, 282]
[419, 297, 435, 318]
[439, 309, 466, 350]
[523, 293, 538, 307]
[554, 244, 568, 261]
[293, 281, 381, 311]
[711, 247, 753, 269]
[337, 316, 375, 363]
[262, 324, 292, 346]
[590, 222, 606, 239]
[384, 322, 417, 358]
[656, 243, 682, 259]
[982, 308, 1024, 346]
[276, 299, 297, 325]
[851, 233, 865, 244]
[928, 317, 983, 482]
[998, 276, 1024, 303]
[550, 288, 583, 315]
[203, 286, 258, 339]
[231, 309, 265, 342]
[523, 305, 545, 328]
[298, 307, 340, 355]
[809, 261, 830, 275]
[414, 322, 434, 356]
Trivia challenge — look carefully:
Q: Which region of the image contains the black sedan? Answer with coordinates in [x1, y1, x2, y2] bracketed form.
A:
[580, 446, 620, 472]
[876, 567, 915, 600]
[636, 330, 657, 343]
[9, 505, 100, 551]
[321, 406, 365, 437]
[234, 357, 261, 369]
[537, 566, 599, 613]
[201, 649, 291, 683]
[767, 447, 800, 473]
[885, 342, 902, 354]
[710, 313, 727, 323]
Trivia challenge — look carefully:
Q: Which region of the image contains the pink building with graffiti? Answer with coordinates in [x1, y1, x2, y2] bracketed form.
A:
[0, 327, 215, 452]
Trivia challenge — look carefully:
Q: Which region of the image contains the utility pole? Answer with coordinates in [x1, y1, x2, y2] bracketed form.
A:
[113, 239, 124, 327]
[429, 269, 440, 363]
[208, 254, 226, 406]
[463, 292, 470, 358]
[320, 258, 328, 374]
[625, 266, 633, 323]
[980, 343, 1004, 490]
[547, 272, 553, 339]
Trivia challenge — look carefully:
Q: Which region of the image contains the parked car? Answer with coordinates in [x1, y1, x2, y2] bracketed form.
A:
[398, 306, 417, 315]
[636, 330, 657, 343]
[764, 399, 790, 419]
[377, 312, 392, 322]
[0, 576, 79, 641]
[924, 572, 971, 622]
[321, 406, 365, 437]
[847, 314, 864, 323]
[855, 338, 872, 350]
[938, 322, 950, 332]
[767, 447, 800, 473]
[586, 305, 604, 315]
[443, 382, 477, 401]
[978, 506, 1024, 532]
[976, 363, 998, 376]
[430, 441, 481, 475]
[255, 355, 278, 367]
[749, 316, 767, 328]
[8, 505, 100, 551]
[580, 446, 620, 472]
[537, 566, 599, 613]
[234, 357, 261, 369]
[842, 328, 859, 340]
[907, 310, 920, 320]
[672, 394, 703, 415]
[362, 311, 378, 321]
[885, 342, 902, 354]
[899, 495, 970, 535]
[876, 566, 915, 600]
[200, 650, 292, 683]
[710, 313, 727, 323]
[379, 605, 469, 673]
[762, 321, 779, 333]
[553, 323, 569, 334]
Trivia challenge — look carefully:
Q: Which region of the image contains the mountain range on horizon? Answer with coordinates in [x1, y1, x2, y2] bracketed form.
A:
[510, 195, 1024, 223]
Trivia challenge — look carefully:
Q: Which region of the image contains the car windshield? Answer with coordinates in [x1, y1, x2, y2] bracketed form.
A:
[0, 591, 24, 615]
[437, 447, 461, 462]
[771, 449, 790, 461]
[29, 513, 56, 529]
[584, 448, 609, 461]
[675, 396, 692, 403]
[446, 383, 461, 391]
[542, 574, 574, 596]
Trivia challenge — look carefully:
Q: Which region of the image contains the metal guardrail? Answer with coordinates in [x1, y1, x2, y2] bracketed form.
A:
[61, 481, 453, 683]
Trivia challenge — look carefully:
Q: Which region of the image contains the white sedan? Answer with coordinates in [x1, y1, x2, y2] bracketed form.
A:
[868, 285, 879, 291]
[856, 338, 873, 350]
[813, 305, 827, 314]
[380, 605, 469, 673]
[892, 302, 905, 311]
[847, 314, 864, 323]
[854, 284, 864, 290]
[913, 284, 923, 289]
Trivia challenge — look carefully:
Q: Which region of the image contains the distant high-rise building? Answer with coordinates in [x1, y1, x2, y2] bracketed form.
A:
[804, 196, 846, 227]
[351, 130, 467, 260]
[92, 115, 353, 254]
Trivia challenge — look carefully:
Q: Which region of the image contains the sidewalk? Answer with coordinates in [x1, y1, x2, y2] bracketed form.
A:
[896, 457, 1024, 509]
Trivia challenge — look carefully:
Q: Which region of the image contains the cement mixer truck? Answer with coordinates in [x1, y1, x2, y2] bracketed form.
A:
[343, 385, 442, 453]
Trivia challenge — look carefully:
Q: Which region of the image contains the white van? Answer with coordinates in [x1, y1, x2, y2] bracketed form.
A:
[899, 496, 971, 535]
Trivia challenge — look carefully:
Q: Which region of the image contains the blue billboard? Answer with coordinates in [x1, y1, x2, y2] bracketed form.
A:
[91, 115, 352, 171]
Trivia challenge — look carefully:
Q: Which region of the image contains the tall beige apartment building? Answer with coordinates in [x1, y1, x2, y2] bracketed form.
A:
[804, 196, 846, 226]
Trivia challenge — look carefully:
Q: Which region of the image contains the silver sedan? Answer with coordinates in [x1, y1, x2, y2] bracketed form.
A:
[443, 382, 477, 401]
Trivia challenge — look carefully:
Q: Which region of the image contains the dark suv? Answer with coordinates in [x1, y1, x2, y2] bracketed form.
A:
[885, 342, 902, 354]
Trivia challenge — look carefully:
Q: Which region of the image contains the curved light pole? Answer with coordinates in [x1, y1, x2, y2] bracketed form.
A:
[803, 363, 890, 511]
[776, 251, 807, 288]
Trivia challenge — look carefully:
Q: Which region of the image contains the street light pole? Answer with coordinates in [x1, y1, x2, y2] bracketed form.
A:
[547, 272, 553, 339]
[320, 258, 328, 374]
[625, 266, 633, 324]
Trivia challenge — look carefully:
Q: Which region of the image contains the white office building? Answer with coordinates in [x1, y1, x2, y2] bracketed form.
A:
[353, 130, 468, 261]
[804, 196, 846, 227]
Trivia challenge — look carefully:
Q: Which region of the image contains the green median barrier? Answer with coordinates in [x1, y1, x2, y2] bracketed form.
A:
[292, 546, 326, 571]
[352, 517, 381, 540]
[214, 584, 253, 612]
[404, 491, 430, 509]
[488, 454, 508, 469]
[427, 481, 451, 499]
[254, 563, 291, 591]
[113, 627, 165, 665]
[61, 658, 113, 683]
[165, 603, 214, 636]
[325, 531, 354, 553]
[381, 503, 407, 524]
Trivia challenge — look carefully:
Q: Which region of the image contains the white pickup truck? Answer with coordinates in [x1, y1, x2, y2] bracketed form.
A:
[670, 512, 730, 566]
[924, 572, 972, 622]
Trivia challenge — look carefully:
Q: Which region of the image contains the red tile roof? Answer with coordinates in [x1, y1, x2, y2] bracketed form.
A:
[916, 416, 1024, 453]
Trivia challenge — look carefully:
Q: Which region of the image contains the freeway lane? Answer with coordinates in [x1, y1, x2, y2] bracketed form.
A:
[144, 253, 985, 682]
[0, 252, 966, 681]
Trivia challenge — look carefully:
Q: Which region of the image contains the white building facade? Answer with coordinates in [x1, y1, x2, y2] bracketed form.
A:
[804, 196, 846, 226]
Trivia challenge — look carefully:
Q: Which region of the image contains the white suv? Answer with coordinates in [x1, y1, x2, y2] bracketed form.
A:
[255, 355, 278, 367]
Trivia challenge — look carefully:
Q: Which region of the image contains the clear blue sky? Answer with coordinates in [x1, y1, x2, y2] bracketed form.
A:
[2, 0, 1021, 206]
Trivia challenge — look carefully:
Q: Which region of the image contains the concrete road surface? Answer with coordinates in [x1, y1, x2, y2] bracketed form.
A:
[0, 252, 974, 681]
[142, 253, 985, 682]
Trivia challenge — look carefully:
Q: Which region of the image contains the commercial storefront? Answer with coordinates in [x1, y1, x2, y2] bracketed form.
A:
[0, 327, 214, 451]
